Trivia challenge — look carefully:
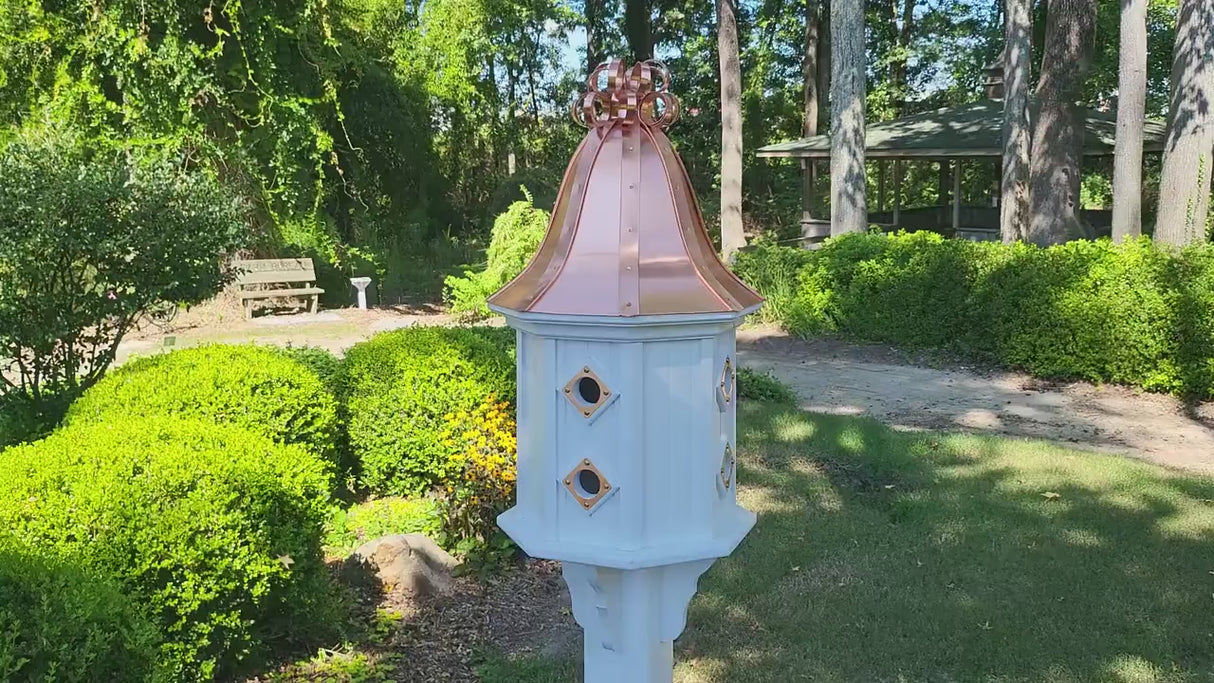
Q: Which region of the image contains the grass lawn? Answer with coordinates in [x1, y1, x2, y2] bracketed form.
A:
[483, 401, 1214, 682]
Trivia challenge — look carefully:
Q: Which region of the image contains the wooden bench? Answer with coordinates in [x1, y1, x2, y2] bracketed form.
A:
[233, 258, 325, 319]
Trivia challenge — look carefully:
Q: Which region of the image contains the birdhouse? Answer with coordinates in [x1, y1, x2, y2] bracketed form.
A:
[488, 59, 763, 683]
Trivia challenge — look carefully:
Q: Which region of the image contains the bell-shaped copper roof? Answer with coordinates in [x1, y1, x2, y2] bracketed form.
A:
[488, 60, 763, 317]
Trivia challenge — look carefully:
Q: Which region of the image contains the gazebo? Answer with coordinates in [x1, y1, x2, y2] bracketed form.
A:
[756, 73, 1169, 246]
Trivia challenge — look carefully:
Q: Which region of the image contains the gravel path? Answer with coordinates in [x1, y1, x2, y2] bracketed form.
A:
[737, 325, 1214, 475]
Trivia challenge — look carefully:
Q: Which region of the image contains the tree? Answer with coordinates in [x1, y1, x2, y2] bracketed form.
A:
[718, 0, 746, 259]
[1155, 0, 1214, 246]
[803, 0, 822, 137]
[625, 0, 653, 61]
[1001, 0, 1032, 244]
[1112, 0, 1149, 242]
[1026, 0, 1097, 246]
[585, 0, 603, 72]
[830, 0, 867, 235]
[0, 129, 244, 438]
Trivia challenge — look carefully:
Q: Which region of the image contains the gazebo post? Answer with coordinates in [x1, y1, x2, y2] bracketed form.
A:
[800, 158, 813, 222]
[877, 160, 887, 214]
[892, 159, 903, 228]
[952, 159, 962, 231]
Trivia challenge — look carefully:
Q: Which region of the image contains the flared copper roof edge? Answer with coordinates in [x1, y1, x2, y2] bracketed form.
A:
[487, 125, 613, 312]
[648, 126, 764, 313]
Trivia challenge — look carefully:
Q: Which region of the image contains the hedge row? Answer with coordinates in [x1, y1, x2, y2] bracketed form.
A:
[341, 326, 516, 495]
[735, 232, 1214, 398]
[67, 344, 341, 464]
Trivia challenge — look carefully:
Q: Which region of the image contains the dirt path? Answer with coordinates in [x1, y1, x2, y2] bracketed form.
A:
[737, 325, 1214, 475]
[118, 306, 1214, 475]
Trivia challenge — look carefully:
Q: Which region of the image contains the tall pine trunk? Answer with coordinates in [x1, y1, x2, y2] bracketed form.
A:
[1112, 0, 1148, 242]
[718, 0, 746, 259]
[1027, 0, 1096, 247]
[625, 0, 653, 61]
[890, 0, 914, 115]
[1001, 0, 1032, 244]
[1155, 0, 1214, 246]
[830, 0, 867, 235]
[585, 0, 601, 73]
[817, 1, 832, 133]
[803, 0, 820, 137]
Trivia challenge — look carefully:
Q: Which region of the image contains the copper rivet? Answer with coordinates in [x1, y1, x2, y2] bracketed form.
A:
[583, 410, 591, 416]
[564, 387, 571, 393]
[603, 390, 610, 396]
[625, 302, 632, 307]
[565, 479, 572, 485]
[584, 502, 591, 508]
[583, 459, 591, 465]
[583, 366, 590, 372]
[604, 484, 611, 490]
[626, 266, 633, 271]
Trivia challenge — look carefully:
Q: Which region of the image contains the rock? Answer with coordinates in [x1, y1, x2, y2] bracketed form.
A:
[349, 534, 458, 597]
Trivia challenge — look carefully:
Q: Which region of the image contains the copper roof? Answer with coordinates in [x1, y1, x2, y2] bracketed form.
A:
[489, 60, 763, 317]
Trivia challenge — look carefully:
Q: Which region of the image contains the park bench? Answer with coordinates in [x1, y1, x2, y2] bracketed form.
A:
[232, 258, 325, 319]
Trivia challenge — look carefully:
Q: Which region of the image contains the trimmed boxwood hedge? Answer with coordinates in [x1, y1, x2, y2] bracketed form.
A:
[0, 536, 160, 682]
[735, 232, 1214, 399]
[342, 326, 515, 495]
[0, 418, 340, 681]
[66, 344, 340, 463]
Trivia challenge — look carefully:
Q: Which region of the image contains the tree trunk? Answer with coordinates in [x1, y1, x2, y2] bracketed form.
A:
[1155, 0, 1214, 246]
[889, 0, 914, 115]
[817, 0, 831, 133]
[1001, 0, 1032, 244]
[1026, 0, 1096, 247]
[1112, 0, 1148, 242]
[803, 0, 820, 137]
[585, 0, 601, 73]
[830, 0, 867, 235]
[718, 0, 746, 259]
[625, 0, 653, 61]
[801, 0, 821, 223]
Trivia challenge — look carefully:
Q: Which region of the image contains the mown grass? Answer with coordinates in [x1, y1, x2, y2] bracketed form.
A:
[482, 401, 1214, 682]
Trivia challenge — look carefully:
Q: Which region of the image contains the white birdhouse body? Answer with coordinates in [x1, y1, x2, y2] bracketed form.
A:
[496, 311, 755, 571]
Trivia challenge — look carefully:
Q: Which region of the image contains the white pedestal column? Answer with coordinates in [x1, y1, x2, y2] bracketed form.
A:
[350, 277, 372, 310]
[563, 559, 714, 683]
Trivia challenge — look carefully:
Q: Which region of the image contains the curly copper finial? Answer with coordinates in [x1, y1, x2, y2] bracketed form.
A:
[572, 59, 681, 131]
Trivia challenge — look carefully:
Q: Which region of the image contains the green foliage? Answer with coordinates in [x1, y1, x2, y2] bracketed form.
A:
[276, 345, 344, 395]
[0, 419, 340, 681]
[342, 326, 516, 495]
[739, 232, 1214, 398]
[736, 367, 797, 405]
[324, 497, 442, 557]
[0, 537, 160, 683]
[66, 345, 340, 464]
[444, 192, 551, 319]
[734, 242, 814, 325]
[0, 127, 244, 423]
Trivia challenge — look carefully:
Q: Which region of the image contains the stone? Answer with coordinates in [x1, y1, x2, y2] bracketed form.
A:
[349, 534, 458, 597]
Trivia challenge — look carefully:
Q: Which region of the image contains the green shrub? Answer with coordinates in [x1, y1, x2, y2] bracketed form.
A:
[734, 242, 813, 325]
[444, 192, 550, 320]
[275, 345, 344, 395]
[738, 232, 1214, 399]
[66, 345, 340, 463]
[324, 497, 442, 557]
[0, 419, 340, 681]
[736, 367, 798, 405]
[0, 537, 160, 683]
[343, 326, 516, 495]
[0, 126, 244, 422]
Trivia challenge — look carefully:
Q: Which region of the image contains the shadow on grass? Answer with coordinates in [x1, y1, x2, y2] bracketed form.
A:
[677, 403, 1214, 682]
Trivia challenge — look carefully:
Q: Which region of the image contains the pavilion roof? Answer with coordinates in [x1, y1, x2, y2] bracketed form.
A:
[755, 99, 1169, 159]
